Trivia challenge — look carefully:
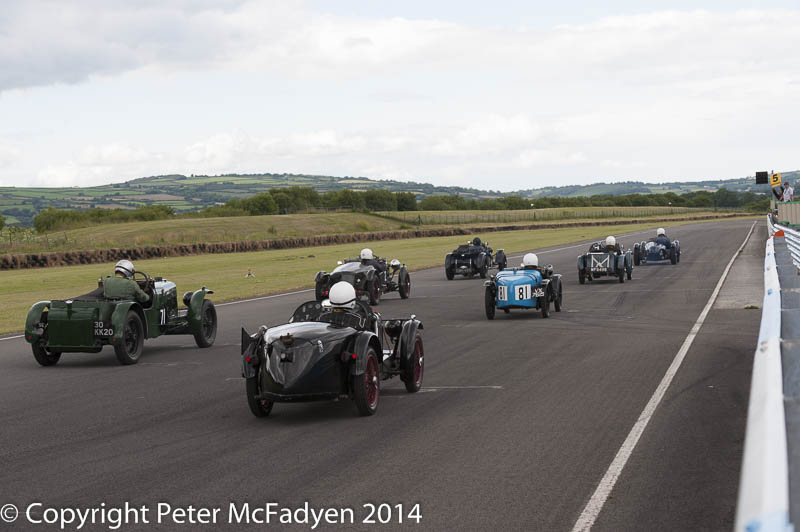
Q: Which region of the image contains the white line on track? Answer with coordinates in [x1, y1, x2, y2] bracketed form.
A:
[0, 335, 23, 342]
[570, 219, 757, 532]
[215, 288, 314, 307]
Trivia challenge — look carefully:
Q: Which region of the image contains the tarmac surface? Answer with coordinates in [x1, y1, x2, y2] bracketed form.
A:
[0, 218, 760, 531]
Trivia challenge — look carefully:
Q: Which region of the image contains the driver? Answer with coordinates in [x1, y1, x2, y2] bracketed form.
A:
[521, 253, 539, 270]
[655, 227, 671, 248]
[360, 248, 387, 274]
[472, 237, 482, 247]
[324, 282, 372, 329]
[103, 260, 150, 303]
[605, 235, 619, 254]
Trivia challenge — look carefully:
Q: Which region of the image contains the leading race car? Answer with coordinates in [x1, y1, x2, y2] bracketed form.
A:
[634, 228, 680, 265]
[242, 282, 424, 417]
[577, 236, 633, 284]
[445, 237, 507, 280]
[314, 248, 410, 305]
[484, 253, 562, 319]
[24, 269, 217, 366]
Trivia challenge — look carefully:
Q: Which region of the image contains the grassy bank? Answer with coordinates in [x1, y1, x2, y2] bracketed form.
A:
[0, 217, 750, 335]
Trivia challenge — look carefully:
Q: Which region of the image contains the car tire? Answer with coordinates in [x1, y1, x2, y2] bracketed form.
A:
[540, 288, 550, 318]
[246, 375, 273, 418]
[31, 339, 61, 367]
[353, 349, 379, 416]
[114, 310, 144, 365]
[670, 247, 677, 265]
[633, 247, 640, 266]
[554, 282, 563, 312]
[479, 261, 488, 279]
[618, 268, 625, 283]
[368, 278, 381, 305]
[484, 287, 496, 320]
[503, 308, 510, 314]
[194, 300, 217, 348]
[399, 271, 411, 299]
[315, 280, 326, 301]
[445, 267, 454, 281]
[578, 268, 585, 285]
[402, 333, 424, 393]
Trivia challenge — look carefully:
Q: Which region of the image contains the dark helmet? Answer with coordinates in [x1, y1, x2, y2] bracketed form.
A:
[472, 237, 481, 246]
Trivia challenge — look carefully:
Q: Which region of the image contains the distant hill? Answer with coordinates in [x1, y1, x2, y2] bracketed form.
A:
[1, 170, 794, 226]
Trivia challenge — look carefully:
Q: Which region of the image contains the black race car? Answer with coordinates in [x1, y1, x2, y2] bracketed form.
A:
[633, 238, 681, 265]
[241, 300, 424, 417]
[445, 237, 507, 280]
[577, 241, 633, 284]
[315, 256, 410, 305]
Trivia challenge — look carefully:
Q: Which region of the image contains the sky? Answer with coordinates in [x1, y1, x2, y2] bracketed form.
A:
[0, 0, 799, 191]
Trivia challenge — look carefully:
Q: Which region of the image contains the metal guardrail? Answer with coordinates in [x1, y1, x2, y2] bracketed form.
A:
[735, 216, 792, 531]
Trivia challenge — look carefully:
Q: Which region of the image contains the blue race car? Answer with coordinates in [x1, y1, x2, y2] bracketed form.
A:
[484, 253, 562, 319]
[633, 228, 680, 265]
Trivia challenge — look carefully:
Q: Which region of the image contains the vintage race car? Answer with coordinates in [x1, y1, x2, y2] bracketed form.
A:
[445, 238, 507, 280]
[24, 271, 217, 366]
[634, 238, 681, 265]
[315, 256, 410, 305]
[241, 300, 424, 417]
[577, 242, 633, 284]
[484, 265, 563, 319]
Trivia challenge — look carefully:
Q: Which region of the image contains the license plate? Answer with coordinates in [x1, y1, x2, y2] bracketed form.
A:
[93, 321, 113, 337]
[532, 288, 545, 298]
[592, 267, 605, 272]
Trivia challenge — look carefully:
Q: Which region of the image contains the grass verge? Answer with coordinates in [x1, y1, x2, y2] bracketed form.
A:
[0, 217, 753, 335]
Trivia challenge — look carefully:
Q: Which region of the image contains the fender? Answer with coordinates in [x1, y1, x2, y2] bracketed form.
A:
[495, 249, 506, 268]
[314, 271, 329, 284]
[475, 253, 487, 269]
[445, 253, 454, 270]
[364, 268, 377, 283]
[577, 254, 585, 270]
[241, 327, 264, 379]
[398, 266, 409, 287]
[111, 301, 147, 341]
[24, 301, 51, 344]
[349, 331, 380, 376]
[399, 319, 424, 372]
[616, 254, 626, 270]
[550, 274, 562, 297]
[187, 287, 214, 334]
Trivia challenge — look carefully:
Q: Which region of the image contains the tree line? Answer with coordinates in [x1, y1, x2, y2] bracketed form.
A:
[31, 186, 768, 233]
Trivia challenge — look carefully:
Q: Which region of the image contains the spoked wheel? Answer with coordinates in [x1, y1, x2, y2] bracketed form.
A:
[31, 339, 61, 367]
[399, 272, 411, 299]
[114, 310, 144, 365]
[353, 349, 380, 416]
[403, 334, 424, 393]
[368, 279, 381, 305]
[540, 287, 550, 318]
[484, 287, 496, 320]
[194, 300, 217, 347]
[246, 375, 273, 417]
[554, 282, 563, 312]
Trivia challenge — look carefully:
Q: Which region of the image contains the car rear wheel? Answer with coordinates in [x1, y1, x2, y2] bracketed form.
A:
[633, 247, 640, 266]
[353, 349, 379, 416]
[578, 268, 585, 285]
[554, 282, 563, 312]
[194, 300, 217, 348]
[484, 287, 496, 320]
[368, 278, 381, 305]
[399, 271, 411, 299]
[445, 266, 454, 280]
[31, 339, 61, 367]
[114, 310, 144, 365]
[670, 247, 677, 265]
[540, 287, 550, 318]
[479, 261, 488, 279]
[246, 375, 273, 418]
[403, 334, 424, 393]
[618, 268, 625, 283]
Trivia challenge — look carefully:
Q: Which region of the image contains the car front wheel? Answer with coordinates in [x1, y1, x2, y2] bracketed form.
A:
[194, 300, 217, 348]
[32, 339, 61, 367]
[402, 334, 424, 393]
[353, 349, 380, 416]
[246, 375, 273, 418]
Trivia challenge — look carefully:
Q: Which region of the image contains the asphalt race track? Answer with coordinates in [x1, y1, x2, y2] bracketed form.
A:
[0, 219, 760, 531]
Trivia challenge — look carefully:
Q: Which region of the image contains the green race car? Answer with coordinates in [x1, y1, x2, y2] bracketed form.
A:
[24, 271, 218, 366]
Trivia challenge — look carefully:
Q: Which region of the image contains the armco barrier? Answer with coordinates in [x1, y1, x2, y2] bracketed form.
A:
[735, 217, 792, 531]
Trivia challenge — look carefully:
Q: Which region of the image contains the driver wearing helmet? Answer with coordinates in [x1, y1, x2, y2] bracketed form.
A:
[655, 227, 671, 248]
[103, 260, 150, 303]
[604, 235, 619, 254]
[521, 253, 539, 270]
[360, 248, 387, 273]
[472, 237, 482, 248]
[324, 281, 372, 328]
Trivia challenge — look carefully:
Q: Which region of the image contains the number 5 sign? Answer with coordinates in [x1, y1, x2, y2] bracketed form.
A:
[771, 172, 782, 188]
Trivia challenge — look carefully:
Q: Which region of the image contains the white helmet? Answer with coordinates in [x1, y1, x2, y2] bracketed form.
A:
[657, 227, 666, 236]
[521, 253, 539, 268]
[328, 281, 357, 309]
[114, 259, 135, 278]
[360, 248, 374, 260]
[605, 236, 616, 247]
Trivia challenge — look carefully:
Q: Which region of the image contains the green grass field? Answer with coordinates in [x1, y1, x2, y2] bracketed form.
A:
[0, 217, 752, 335]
